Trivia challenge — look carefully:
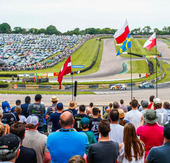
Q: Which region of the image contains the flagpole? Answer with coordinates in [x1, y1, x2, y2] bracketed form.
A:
[130, 47, 133, 100]
[155, 33, 158, 98]
[71, 55, 74, 101]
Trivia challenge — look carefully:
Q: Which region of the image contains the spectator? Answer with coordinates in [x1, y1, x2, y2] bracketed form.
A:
[27, 94, 45, 133]
[87, 120, 119, 163]
[141, 100, 149, 115]
[89, 107, 102, 141]
[145, 121, 170, 163]
[23, 115, 50, 163]
[81, 117, 97, 154]
[113, 101, 119, 110]
[138, 100, 144, 111]
[47, 111, 88, 163]
[103, 103, 112, 119]
[119, 99, 128, 112]
[21, 96, 31, 118]
[118, 123, 145, 163]
[124, 99, 143, 128]
[137, 109, 164, 158]
[74, 105, 89, 131]
[10, 122, 37, 163]
[45, 96, 58, 133]
[127, 101, 132, 111]
[0, 108, 9, 134]
[154, 98, 168, 126]
[118, 109, 128, 126]
[11, 100, 21, 113]
[163, 101, 170, 121]
[68, 155, 86, 163]
[1, 101, 19, 126]
[148, 95, 155, 110]
[14, 106, 27, 123]
[0, 124, 5, 137]
[86, 102, 93, 116]
[50, 102, 64, 132]
[68, 101, 78, 116]
[109, 109, 124, 145]
[0, 133, 20, 162]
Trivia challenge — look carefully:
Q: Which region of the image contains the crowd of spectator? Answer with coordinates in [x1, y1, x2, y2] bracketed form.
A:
[0, 34, 95, 71]
[0, 94, 170, 163]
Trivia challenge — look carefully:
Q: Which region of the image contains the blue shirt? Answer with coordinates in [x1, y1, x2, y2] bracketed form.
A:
[50, 112, 62, 132]
[147, 142, 170, 163]
[47, 129, 89, 163]
[21, 103, 30, 118]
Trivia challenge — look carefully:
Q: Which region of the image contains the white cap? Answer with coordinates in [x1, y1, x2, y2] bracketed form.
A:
[153, 98, 162, 104]
[26, 115, 39, 126]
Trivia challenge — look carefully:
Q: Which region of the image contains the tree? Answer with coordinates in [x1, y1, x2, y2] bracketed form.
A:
[37, 28, 46, 34]
[142, 26, 151, 35]
[13, 27, 24, 33]
[46, 25, 61, 35]
[153, 28, 161, 35]
[0, 23, 11, 33]
[28, 28, 38, 34]
[131, 28, 141, 35]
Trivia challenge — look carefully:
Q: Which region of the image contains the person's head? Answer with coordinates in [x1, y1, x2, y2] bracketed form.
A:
[164, 122, 170, 142]
[68, 101, 77, 110]
[0, 108, 3, 119]
[92, 107, 99, 116]
[81, 117, 89, 129]
[2, 101, 10, 113]
[51, 96, 58, 104]
[35, 94, 42, 102]
[99, 120, 110, 137]
[89, 102, 93, 108]
[68, 155, 86, 163]
[149, 95, 155, 102]
[14, 106, 22, 115]
[163, 101, 170, 109]
[59, 111, 74, 128]
[144, 109, 158, 124]
[0, 133, 20, 161]
[109, 103, 112, 109]
[113, 101, 119, 109]
[118, 109, 126, 119]
[124, 123, 144, 161]
[57, 103, 63, 111]
[16, 100, 21, 106]
[79, 105, 86, 113]
[141, 100, 149, 109]
[10, 122, 25, 141]
[0, 124, 5, 137]
[120, 99, 124, 105]
[110, 109, 119, 122]
[153, 98, 162, 109]
[26, 115, 39, 129]
[25, 96, 31, 103]
[131, 99, 138, 109]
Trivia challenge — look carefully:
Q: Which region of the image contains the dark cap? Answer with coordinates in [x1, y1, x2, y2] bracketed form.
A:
[57, 103, 63, 110]
[16, 99, 21, 105]
[81, 117, 89, 126]
[0, 133, 20, 161]
[164, 121, 170, 139]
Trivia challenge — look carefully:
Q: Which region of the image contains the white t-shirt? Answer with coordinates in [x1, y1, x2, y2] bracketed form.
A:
[124, 110, 143, 128]
[109, 124, 124, 145]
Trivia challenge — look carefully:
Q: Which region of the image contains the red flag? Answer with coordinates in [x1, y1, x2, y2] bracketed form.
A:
[58, 56, 72, 89]
[143, 33, 156, 51]
[114, 19, 130, 44]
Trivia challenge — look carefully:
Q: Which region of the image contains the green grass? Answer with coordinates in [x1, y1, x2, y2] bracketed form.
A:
[158, 61, 170, 83]
[159, 38, 170, 48]
[0, 90, 94, 95]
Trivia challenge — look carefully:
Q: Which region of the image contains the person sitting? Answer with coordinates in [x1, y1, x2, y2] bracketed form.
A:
[118, 123, 145, 163]
[87, 120, 119, 163]
[145, 121, 170, 163]
[47, 110, 88, 163]
[0, 133, 20, 162]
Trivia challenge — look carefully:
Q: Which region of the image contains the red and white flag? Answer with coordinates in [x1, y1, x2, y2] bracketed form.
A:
[114, 19, 130, 44]
[143, 32, 156, 51]
[58, 56, 72, 89]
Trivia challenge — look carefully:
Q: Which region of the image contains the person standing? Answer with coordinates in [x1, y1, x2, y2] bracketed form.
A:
[68, 101, 78, 116]
[27, 94, 45, 132]
[21, 96, 31, 118]
[119, 99, 128, 112]
[87, 120, 119, 163]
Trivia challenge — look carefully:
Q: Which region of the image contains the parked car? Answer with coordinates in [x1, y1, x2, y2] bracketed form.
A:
[110, 84, 127, 90]
[138, 82, 154, 88]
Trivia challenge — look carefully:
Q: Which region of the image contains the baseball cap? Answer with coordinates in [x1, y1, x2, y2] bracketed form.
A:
[153, 98, 162, 104]
[81, 117, 89, 126]
[26, 115, 39, 126]
[164, 121, 170, 139]
[0, 133, 20, 161]
[57, 103, 63, 110]
[144, 109, 158, 124]
[2, 101, 10, 113]
[141, 100, 149, 108]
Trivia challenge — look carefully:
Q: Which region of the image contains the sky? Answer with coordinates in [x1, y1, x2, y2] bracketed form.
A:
[1, 0, 170, 32]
